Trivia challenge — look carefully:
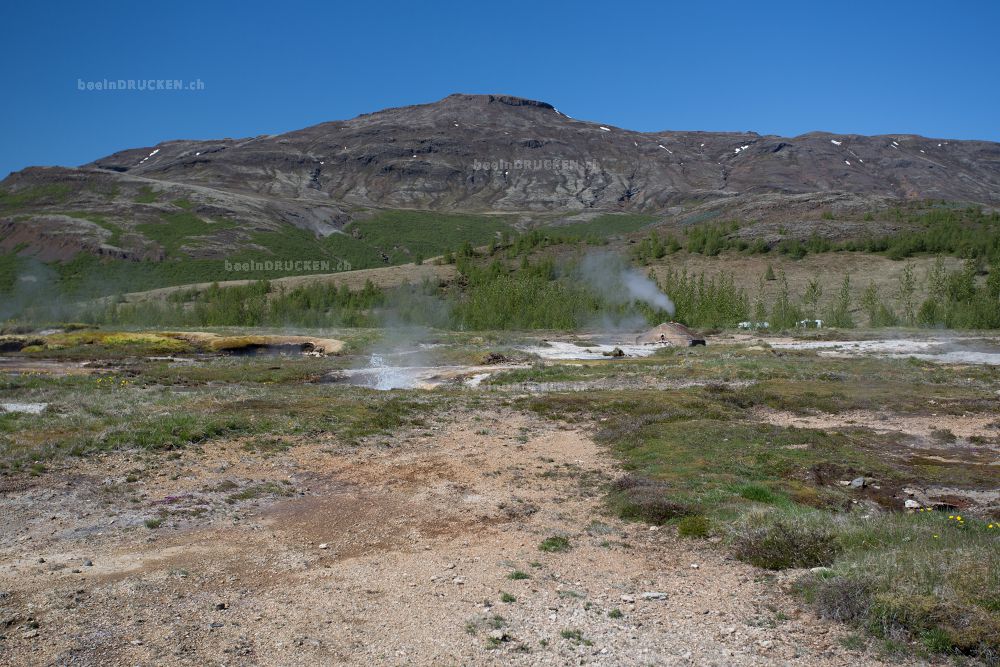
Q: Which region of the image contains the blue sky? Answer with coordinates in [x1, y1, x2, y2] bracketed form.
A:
[1, 0, 998, 178]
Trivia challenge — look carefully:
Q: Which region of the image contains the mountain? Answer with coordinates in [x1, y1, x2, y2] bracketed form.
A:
[1, 93, 999, 274]
[83, 93, 1000, 210]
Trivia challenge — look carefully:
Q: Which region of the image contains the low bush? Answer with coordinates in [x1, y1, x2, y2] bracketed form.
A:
[608, 474, 692, 524]
[677, 515, 711, 538]
[729, 511, 840, 570]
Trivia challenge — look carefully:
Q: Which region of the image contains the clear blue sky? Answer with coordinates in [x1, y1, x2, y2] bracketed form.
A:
[1, 0, 998, 178]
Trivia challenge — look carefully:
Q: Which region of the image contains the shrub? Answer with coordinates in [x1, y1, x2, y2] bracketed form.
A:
[608, 475, 692, 525]
[677, 515, 711, 538]
[801, 574, 874, 622]
[730, 512, 840, 570]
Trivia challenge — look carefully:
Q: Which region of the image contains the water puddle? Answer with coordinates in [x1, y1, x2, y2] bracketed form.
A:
[770, 336, 1000, 365]
[519, 340, 669, 360]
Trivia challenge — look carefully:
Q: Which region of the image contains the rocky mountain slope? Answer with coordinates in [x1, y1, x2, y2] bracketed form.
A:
[88, 93, 1000, 210]
[2, 93, 998, 267]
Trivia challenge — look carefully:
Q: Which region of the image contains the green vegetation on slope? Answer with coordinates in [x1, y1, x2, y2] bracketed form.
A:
[346, 210, 515, 265]
[137, 211, 236, 256]
[633, 204, 1000, 264]
[0, 183, 74, 212]
[60, 212, 124, 247]
[539, 214, 658, 241]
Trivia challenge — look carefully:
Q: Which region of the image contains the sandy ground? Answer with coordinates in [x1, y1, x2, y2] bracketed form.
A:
[755, 407, 1000, 443]
[0, 408, 904, 666]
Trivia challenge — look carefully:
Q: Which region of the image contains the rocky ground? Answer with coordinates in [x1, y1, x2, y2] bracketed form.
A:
[0, 407, 902, 666]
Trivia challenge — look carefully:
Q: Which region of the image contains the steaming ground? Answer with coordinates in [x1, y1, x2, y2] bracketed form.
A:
[1, 330, 998, 665]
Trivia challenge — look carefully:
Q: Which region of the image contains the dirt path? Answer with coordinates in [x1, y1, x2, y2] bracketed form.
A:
[0, 409, 893, 665]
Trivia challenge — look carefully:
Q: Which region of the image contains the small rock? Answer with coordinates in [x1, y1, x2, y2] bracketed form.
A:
[21, 629, 39, 639]
[810, 567, 833, 575]
[71, 569, 82, 574]
[620, 594, 635, 603]
[445, 563, 456, 570]
[641, 592, 668, 601]
[215, 602, 229, 610]
[850, 477, 866, 489]
[719, 625, 737, 636]
[452, 577, 465, 585]
[758, 640, 774, 649]
[37, 558, 45, 564]
[690, 563, 699, 569]
[83, 560, 93, 567]
[318, 543, 329, 550]
[904, 499, 922, 509]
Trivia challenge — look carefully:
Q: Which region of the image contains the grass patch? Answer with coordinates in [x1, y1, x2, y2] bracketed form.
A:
[736, 483, 785, 505]
[538, 535, 571, 552]
[794, 511, 1000, 660]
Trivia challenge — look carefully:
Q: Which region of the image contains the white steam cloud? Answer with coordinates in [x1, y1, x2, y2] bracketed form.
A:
[577, 252, 675, 316]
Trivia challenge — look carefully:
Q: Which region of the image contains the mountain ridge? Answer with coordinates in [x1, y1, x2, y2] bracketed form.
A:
[1, 93, 998, 275]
